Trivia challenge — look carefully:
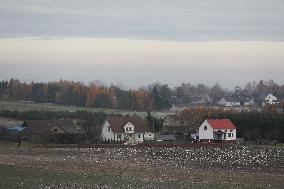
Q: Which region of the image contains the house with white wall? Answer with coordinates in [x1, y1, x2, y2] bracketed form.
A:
[217, 97, 241, 107]
[199, 119, 236, 143]
[101, 116, 153, 144]
[262, 94, 279, 106]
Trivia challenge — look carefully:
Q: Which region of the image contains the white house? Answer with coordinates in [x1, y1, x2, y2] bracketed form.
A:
[263, 94, 279, 106]
[217, 97, 241, 107]
[199, 119, 236, 143]
[101, 116, 153, 144]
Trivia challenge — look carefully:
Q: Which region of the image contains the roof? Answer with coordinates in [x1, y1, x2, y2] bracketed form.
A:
[222, 95, 247, 102]
[256, 93, 278, 101]
[55, 120, 78, 133]
[7, 126, 26, 134]
[207, 119, 236, 130]
[106, 116, 148, 133]
[265, 94, 278, 101]
[23, 120, 52, 134]
[23, 120, 78, 135]
[191, 95, 213, 104]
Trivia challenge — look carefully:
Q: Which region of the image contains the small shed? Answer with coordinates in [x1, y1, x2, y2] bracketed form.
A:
[155, 134, 176, 142]
[6, 126, 26, 134]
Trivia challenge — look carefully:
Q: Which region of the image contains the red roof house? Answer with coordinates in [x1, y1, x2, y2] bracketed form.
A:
[199, 119, 237, 142]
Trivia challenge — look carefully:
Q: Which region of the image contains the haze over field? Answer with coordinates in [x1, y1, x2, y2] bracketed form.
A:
[0, 0, 284, 88]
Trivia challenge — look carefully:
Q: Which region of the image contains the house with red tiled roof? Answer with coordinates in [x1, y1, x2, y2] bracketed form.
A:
[101, 116, 153, 144]
[198, 119, 236, 143]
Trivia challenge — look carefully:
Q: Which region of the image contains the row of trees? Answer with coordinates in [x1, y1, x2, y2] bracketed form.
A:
[173, 80, 284, 104]
[0, 79, 171, 110]
[1, 79, 284, 110]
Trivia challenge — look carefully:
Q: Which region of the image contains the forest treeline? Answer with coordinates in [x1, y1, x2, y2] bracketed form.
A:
[0, 79, 284, 111]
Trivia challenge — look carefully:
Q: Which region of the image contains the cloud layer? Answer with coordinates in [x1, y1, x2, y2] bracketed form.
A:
[1, 0, 284, 40]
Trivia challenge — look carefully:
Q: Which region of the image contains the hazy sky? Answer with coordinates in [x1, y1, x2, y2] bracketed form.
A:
[0, 0, 284, 88]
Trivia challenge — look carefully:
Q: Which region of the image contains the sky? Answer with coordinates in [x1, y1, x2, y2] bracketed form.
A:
[0, 0, 284, 89]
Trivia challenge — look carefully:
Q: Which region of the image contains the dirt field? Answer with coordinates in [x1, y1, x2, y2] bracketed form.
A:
[0, 145, 283, 189]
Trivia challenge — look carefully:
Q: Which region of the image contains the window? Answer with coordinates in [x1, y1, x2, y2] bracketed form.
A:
[54, 129, 57, 132]
[225, 130, 227, 132]
[128, 127, 132, 131]
[108, 126, 111, 132]
[204, 126, 207, 130]
[228, 133, 231, 137]
[117, 134, 121, 139]
[231, 133, 234, 137]
[230, 130, 233, 132]
[138, 134, 141, 139]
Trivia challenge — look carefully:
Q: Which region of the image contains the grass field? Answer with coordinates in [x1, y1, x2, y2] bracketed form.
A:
[0, 100, 166, 117]
[0, 145, 283, 189]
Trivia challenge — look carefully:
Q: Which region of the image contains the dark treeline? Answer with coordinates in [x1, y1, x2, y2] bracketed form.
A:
[0, 79, 284, 110]
[174, 108, 284, 143]
[173, 80, 284, 105]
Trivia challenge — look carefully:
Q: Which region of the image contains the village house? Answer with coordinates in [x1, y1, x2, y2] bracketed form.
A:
[217, 96, 242, 107]
[160, 126, 192, 143]
[163, 114, 197, 143]
[191, 95, 213, 105]
[262, 94, 279, 106]
[100, 116, 153, 144]
[199, 119, 236, 143]
[22, 119, 79, 143]
[217, 95, 255, 107]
